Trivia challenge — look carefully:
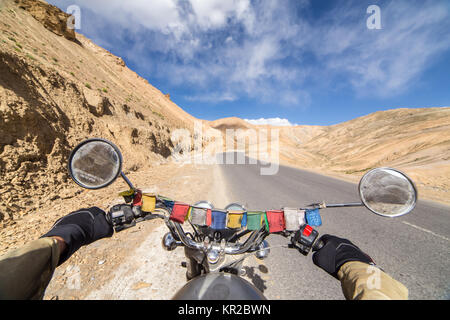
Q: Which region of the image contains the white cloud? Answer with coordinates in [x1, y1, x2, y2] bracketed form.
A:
[75, 0, 185, 34]
[189, 0, 251, 30]
[50, 0, 450, 104]
[245, 118, 298, 126]
[185, 92, 238, 103]
[305, 0, 450, 96]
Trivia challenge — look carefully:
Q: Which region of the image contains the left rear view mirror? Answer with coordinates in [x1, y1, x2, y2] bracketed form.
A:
[68, 138, 122, 189]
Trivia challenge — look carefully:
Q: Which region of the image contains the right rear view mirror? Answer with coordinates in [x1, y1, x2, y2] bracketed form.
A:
[359, 167, 417, 217]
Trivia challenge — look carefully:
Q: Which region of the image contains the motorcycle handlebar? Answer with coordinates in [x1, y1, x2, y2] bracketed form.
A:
[153, 208, 268, 254]
[110, 205, 305, 256]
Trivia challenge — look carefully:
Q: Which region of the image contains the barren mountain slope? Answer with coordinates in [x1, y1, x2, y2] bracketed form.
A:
[208, 108, 450, 204]
[209, 117, 327, 160]
[279, 108, 450, 204]
[209, 108, 450, 203]
[0, 0, 198, 226]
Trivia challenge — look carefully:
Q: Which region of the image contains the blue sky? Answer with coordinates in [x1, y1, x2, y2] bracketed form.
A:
[48, 0, 450, 126]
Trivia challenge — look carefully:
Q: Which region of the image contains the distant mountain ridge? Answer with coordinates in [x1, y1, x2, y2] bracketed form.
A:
[209, 108, 450, 205]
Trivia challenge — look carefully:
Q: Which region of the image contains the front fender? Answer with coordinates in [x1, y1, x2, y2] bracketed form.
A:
[172, 273, 266, 300]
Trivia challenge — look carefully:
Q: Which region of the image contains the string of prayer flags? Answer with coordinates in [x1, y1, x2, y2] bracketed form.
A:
[160, 193, 320, 233]
[283, 208, 306, 231]
[246, 211, 265, 230]
[265, 210, 285, 233]
[305, 208, 322, 227]
[227, 210, 245, 229]
[211, 209, 227, 229]
[169, 202, 190, 223]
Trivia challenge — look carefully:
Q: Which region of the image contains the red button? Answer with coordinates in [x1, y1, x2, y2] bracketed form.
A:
[302, 225, 313, 237]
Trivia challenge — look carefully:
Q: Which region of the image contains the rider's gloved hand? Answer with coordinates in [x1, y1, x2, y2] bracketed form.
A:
[41, 207, 113, 265]
[312, 234, 374, 279]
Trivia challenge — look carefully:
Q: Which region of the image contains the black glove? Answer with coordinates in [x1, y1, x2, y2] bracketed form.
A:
[312, 234, 374, 279]
[41, 207, 114, 265]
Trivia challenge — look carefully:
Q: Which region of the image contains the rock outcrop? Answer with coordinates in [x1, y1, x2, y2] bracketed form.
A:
[14, 0, 77, 41]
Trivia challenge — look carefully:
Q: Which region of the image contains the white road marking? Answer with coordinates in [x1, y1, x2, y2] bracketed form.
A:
[401, 221, 450, 242]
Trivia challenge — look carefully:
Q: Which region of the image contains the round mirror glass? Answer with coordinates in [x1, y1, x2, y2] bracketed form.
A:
[224, 203, 246, 211]
[68, 139, 122, 189]
[193, 201, 214, 210]
[359, 168, 417, 217]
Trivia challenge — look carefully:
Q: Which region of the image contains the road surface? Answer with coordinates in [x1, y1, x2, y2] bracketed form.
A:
[74, 156, 449, 300]
[218, 153, 450, 300]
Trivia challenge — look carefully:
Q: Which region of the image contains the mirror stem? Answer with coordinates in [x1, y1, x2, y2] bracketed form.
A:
[121, 172, 135, 190]
[325, 202, 363, 208]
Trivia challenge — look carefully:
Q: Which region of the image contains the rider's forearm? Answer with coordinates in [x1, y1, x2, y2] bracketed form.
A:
[0, 237, 61, 300]
[337, 261, 408, 300]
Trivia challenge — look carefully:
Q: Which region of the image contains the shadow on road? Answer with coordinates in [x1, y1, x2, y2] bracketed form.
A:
[243, 265, 268, 293]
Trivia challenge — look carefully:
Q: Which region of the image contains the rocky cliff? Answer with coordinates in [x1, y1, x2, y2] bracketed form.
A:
[0, 0, 197, 226]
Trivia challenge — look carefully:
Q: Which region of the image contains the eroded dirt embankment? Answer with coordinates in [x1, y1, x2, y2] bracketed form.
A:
[0, 0, 196, 234]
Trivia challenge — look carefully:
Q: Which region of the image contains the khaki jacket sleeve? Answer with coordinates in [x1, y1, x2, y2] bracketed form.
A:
[0, 237, 61, 300]
[337, 261, 408, 300]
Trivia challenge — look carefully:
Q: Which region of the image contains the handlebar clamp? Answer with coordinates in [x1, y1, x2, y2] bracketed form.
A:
[291, 224, 319, 256]
[108, 204, 137, 232]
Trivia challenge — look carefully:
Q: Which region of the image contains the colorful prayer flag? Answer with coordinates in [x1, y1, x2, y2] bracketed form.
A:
[305, 208, 322, 226]
[247, 211, 264, 230]
[284, 208, 305, 231]
[141, 194, 156, 213]
[266, 210, 285, 233]
[211, 210, 227, 229]
[190, 207, 208, 225]
[227, 210, 244, 229]
[169, 202, 190, 223]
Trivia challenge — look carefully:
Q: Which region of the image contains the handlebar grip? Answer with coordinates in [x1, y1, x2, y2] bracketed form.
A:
[312, 239, 324, 252]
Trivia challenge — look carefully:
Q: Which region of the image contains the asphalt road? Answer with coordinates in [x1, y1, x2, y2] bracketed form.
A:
[218, 153, 450, 300]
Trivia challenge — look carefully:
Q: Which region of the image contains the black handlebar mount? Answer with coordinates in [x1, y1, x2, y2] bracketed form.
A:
[290, 224, 320, 255]
[108, 203, 159, 232]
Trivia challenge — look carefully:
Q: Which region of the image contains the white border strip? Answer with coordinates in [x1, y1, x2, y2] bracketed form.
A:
[401, 221, 450, 242]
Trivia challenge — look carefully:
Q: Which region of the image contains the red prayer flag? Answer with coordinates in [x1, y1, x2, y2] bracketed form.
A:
[169, 202, 190, 223]
[266, 210, 285, 233]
